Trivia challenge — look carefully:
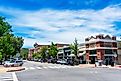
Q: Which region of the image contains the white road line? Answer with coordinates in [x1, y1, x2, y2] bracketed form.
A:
[2, 77, 12, 79]
[48, 66, 56, 69]
[43, 66, 48, 69]
[29, 67, 35, 70]
[61, 66, 66, 68]
[3, 78, 13, 81]
[54, 66, 60, 69]
[36, 67, 42, 69]
[24, 67, 28, 70]
[12, 72, 18, 81]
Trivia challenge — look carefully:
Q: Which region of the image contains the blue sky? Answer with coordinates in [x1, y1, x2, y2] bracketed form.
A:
[0, 0, 121, 48]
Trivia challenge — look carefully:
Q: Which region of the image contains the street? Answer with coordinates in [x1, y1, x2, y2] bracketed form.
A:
[14, 61, 121, 81]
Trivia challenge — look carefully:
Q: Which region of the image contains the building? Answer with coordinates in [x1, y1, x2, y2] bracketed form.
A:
[117, 41, 121, 64]
[33, 43, 50, 53]
[28, 48, 35, 60]
[85, 34, 117, 64]
[57, 46, 71, 60]
[78, 43, 86, 63]
[28, 43, 70, 60]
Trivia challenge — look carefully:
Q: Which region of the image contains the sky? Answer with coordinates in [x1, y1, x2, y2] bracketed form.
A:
[0, 0, 121, 48]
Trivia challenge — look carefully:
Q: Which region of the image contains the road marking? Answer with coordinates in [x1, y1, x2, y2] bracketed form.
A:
[29, 67, 35, 70]
[43, 66, 47, 69]
[36, 67, 42, 69]
[2, 77, 12, 79]
[12, 72, 18, 81]
[23, 65, 80, 71]
[48, 66, 55, 68]
[3, 78, 13, 81]
[24, 67, 28, 70]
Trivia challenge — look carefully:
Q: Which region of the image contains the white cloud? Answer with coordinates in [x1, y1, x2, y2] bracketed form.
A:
[0, 5, 121, 47]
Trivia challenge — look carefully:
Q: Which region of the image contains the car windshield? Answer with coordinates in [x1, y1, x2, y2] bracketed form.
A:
[9, 60, 15, 63]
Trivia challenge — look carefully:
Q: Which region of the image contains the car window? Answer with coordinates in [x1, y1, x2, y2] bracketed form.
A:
[16, 61, 22, 63]
[10, 60, 15, 63]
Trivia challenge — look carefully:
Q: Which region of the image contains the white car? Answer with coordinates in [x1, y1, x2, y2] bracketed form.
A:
[57, 60, 67, 65]
[3, 60, 23, 67]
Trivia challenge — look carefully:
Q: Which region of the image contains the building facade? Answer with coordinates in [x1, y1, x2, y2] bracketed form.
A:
[85, 34, 117, 64]
[78, 43, 86, 63]
[28, 43, 70, 60]
[57, 46, 71, 60]
[28, 48, 35, 60]
[117, 41, 121, 64]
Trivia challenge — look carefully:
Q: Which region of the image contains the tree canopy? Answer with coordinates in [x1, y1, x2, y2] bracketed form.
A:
[70, 38, 79, 57]
[48, 42, 58, 58]
[0, 16, 24, 60]
[20, 48, 29, 60]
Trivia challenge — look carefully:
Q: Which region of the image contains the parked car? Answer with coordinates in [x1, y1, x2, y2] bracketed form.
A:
[56, 60, 67, 65]
[3, 60, 23, 67]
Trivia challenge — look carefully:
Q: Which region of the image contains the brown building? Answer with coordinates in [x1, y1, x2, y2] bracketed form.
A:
[85, 34, 117, 65]
[28, 48, 35, 60]
[117, 41, 121, 64]
[28, 43, 69, 60]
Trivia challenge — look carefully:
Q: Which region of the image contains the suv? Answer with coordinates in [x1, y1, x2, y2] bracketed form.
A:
[3, 60, 23, 67]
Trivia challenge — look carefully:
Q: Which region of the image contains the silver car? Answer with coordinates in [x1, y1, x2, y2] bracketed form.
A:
[3, 60, 23, 67]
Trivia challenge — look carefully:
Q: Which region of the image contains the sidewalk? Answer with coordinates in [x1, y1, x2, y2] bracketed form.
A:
[79, 64, 95, 68]
[0, 65, 25, 73]
[79, 64, 121, 69]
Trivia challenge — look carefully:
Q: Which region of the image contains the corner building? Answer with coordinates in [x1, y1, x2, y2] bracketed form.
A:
[85, 34, 117, 64]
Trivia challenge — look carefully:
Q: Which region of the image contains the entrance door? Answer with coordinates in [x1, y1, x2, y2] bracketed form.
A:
[90, 56, 96, 64]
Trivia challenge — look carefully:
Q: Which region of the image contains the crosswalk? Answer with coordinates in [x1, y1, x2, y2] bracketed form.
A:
[0, 72, 13, 81]
[23, 65, 80, 71]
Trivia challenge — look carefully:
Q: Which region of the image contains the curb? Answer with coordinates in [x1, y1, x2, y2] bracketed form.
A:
[7, 67, 25, 72]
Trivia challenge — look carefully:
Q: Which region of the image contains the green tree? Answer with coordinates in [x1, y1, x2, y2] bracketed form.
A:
[20, 48, 29, 60]
[32, 53, 41, 59]
[0, 16, 24, 60]
[70, 38, 79, 58]
[40, 46, 48, 60]
[0, 17, 12, 36]
[48, 42, 58, 58]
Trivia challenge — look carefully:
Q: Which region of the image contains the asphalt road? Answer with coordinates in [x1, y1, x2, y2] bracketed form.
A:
[16, 61, 121, 81]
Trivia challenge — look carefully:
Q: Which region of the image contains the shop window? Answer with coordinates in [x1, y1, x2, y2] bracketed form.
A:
[105, 49, 113, 54]
[90, 50, 96, 54]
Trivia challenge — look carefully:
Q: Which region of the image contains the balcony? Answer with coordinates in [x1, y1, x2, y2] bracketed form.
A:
[86, 47, 117, 50]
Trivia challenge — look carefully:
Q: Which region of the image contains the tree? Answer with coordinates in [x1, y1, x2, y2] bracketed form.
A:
[40, 46, 48, 60]
[0, 17, 12, 36]
[70, 38, 79, 65]
[48, 42, 58, 59]
[70, 38, 79, 57]
[32, 53, 41, 60]
[0, 16, 24, 60]
[20, 48, 29, 60]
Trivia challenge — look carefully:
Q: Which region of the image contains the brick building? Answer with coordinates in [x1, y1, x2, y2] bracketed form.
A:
[28, 43, 70, 60]
[117, 41, 121, 64]
[85, 34, 117, 65]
